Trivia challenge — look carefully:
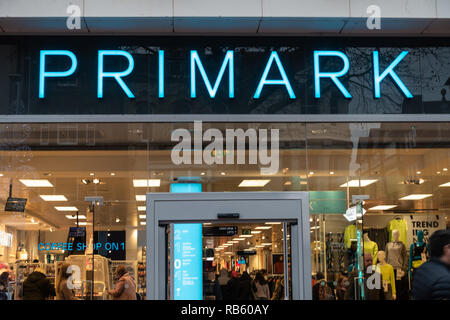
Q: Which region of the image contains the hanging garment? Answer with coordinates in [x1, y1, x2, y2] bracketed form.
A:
[386, 242, 408, 271]
[410, 242, 427, 269]
[344, 225, 357, 249]
[387, 219, 408, 247]
[363, 240, 379, 264]
[376, 263, 396, 299]
[367, 228, 388, 251]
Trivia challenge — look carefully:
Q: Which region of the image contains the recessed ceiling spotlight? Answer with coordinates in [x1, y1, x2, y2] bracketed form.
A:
[220, 172, 226, 176]
[116, 218, 120, 223]
[416, 171, 421, 175]
[110, 173, 116, 176]
[309, 171, 314, 175]
[201, 172, 206, 176]
[93, 178, 100, 184]
[330, 171, 334, 175]
[90, 173, 94, 176]
[444, 168, 448, 172]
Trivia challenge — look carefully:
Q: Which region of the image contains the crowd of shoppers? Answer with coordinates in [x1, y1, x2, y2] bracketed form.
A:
[215, 269, 285, 300]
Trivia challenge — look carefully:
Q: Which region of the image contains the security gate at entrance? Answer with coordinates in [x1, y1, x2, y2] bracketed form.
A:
[146, 192, 311, 300]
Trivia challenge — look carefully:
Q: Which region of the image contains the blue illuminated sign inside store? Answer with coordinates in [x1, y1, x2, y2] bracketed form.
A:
[173, 223, 203, 300]
[38, 49, 413, 100]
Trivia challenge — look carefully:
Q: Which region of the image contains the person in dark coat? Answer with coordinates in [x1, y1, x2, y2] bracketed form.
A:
[238, 271, 253, 300]
[22, 268, 55, 300]
[412, 229, 450, 300]
[225, 271, 240, 300]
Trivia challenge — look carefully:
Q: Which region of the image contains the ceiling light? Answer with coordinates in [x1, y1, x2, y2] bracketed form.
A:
[138, 206, 146, 211]
[340, 179, 378, 187]
[238, 179, 271, 187]
[444, 168, 448, 172]
[65, 215, 87, 219]
[136, 195, 146, 201]
[93, 178, 100, 184]
[255, 245, 265, 248]
[201, 172, 206, 176]
[416, 171, 421, 174]
[20, 179, 53, 187]
[399, 194, 432, 200]
[261, 243, 272, 246]
[139, 215, 146, 219]
[81, 179, 90, 185]
[265, 222, 281, 225]
[283, 181, 292, 186]
[110, 173, 116, 176]
[309, 171, 314, 175]
[75, 222, 90, 226]
[255, 226, 271, 230]
[133, 179, 161, 187]
[230, 241, 239, 243]
[251, 231, 261, 234]
[240, 235, 253, 238]
[439, 182, 450, 187]
[233, 238, 245, 241]
[116, 218, 120, 223]
[40, 195, 68, 201]
[140, 221, 146, 225]
[90, 173, 94, 176]
[220, 172, 226, 176]
[0, 173, 3, 177]
[55, 206, 78, 211]
[437, 171, 441, 174]
[369, 205, 397, 210]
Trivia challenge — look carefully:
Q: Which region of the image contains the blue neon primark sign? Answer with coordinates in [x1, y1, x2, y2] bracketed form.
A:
[38, 49, 413, 100]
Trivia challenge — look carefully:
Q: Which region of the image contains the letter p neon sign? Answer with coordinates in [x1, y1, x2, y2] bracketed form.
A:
[39, 50, 77, 99]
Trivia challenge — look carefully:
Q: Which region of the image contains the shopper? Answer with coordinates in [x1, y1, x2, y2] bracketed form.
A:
[238, 271, 253, 300]
[0, 270, 9, 300]
[312, 272, 334, 300]
[252, 272, 270, 300]
[107, 265, 137, 300]
[55, 263, 77, 300]
[411, 229, 450, 300]
[225, 270, 240, 300]
[335, 276, 348, 300]
[344, 253, 384, 300]
[22, 268, 56, 300]
[217, 268, 230, 300]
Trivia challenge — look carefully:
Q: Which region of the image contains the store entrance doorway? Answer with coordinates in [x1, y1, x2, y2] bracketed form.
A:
[146, 192, 311, 300]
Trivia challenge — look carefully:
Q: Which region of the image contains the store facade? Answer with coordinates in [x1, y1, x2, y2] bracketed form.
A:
[0, 35, 449, 300]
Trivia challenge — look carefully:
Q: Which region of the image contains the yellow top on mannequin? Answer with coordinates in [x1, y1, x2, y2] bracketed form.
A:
[363, 233, 378, 264]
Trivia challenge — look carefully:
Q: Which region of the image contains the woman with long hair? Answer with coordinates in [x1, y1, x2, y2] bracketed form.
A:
[252, 272, 270, 300]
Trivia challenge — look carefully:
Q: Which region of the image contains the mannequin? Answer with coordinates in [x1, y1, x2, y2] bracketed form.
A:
[363, 233, 379, 265]
[409, 230, 428, 277]
[386, 229, 408, 300]
[377, 251, 396, 300]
